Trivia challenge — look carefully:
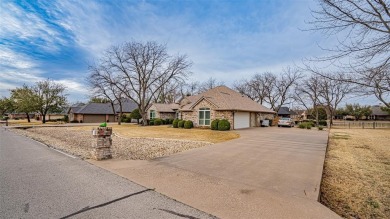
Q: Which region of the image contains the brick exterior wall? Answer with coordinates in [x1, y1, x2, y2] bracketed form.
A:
[159, 112, 176, 119]
[147, 105, 176, 120]
[215, 110, 234, 129]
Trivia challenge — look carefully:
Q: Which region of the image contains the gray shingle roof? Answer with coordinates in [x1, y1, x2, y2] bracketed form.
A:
[76, 103, 115, 114]
[371, 105, 390, 116]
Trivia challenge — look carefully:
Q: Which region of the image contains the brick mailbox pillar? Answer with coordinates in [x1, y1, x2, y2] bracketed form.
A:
[91, 127, 113, 160]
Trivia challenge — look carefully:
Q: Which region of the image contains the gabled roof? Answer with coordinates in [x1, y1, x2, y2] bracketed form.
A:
[371, 105, 390, 116]
[76, 103, 115, 114]
[180, 86, 274, 113]
[115, 99, 138, 113]
[152, 103, 179, 113]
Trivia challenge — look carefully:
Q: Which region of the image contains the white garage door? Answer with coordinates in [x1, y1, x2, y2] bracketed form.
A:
[234, 112, 250, 129]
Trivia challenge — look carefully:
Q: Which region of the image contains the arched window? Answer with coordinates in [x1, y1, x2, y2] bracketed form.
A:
[199, 108, 210, 126]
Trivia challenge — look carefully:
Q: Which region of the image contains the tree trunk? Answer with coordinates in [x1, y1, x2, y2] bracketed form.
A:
[118, 103, 122, 125]
[141, 110, 148, 126]
[26, 113, 31, 123]
[42, 114, 46, 124]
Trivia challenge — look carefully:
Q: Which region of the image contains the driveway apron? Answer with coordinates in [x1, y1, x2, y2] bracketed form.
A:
[90, 127, 340, 219]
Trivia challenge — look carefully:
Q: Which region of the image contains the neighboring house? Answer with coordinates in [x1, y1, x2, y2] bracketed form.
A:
[148, 103, 179, 120]
[8, 113, 35, 120]
[35, 113, 66, 121]
[368, 105, 390, 120]
[68, 99, 137, 123]
[147, 86, 275, 129]
[277, 107, 297, 118]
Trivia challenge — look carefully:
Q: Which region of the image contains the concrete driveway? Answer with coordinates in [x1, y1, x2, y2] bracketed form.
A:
[91, 127, 340, 219]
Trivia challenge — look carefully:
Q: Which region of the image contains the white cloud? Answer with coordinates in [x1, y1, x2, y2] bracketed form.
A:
[0, 2, 65, 53]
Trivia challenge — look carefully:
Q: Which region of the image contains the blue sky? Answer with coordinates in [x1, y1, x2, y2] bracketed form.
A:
[0, 0, 374, 104]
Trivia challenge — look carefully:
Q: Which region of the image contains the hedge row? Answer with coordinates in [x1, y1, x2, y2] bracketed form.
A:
[173, 119, 193, 129]
[149, 118, 174, 126]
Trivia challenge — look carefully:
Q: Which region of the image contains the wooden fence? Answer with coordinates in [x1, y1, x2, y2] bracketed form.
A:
[332, 121, 390, 129]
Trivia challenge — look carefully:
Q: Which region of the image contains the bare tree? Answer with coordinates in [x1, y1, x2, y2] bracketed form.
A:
[309, 0, 390, 67]
[263, 68, 303, 111]
[308, 0, 390, 108]
[183, 81, 200, 96]
[317, 74, 354, 125]
[100, 41, 191, 125]
[88, 64, 127, 125]
[199, 77, 224, 92]
[294, 75, 322, 125]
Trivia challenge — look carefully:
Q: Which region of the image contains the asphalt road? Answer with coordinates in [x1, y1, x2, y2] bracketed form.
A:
[0, 127, 215, 219]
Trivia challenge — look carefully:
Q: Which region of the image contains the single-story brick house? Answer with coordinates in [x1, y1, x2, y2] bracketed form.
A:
[148, 103, 179, 120]
[68, 99, 137, 123]
[147, 86, 275, 129]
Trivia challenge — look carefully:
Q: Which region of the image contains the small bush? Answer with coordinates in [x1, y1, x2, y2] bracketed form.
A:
[173, 119, 179, 128]
[218, 119, 230, 131]
[164, 118, 170, 124]
[154, 118, 162, 125]
[299, 122, 312, 129]
[169, 118, 174, 124]
[319, 120, 327, 126]
[211, 119, 219, 130]
[70, 120, 79, 123]
[318, 126, 324, 131]
[178, 120, 185, 128]
[14, 118, 20, 120]
[184, 120, 193, 129]
[149, 119, 155, 125]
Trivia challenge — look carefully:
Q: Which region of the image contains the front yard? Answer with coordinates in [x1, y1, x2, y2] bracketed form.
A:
[72, 124, 239, 143]
[10, 124, 239, 160]
[321, 128, 390, 218]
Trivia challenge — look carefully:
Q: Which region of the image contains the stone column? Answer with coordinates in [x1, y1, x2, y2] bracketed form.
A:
[91, 127, 112, 160]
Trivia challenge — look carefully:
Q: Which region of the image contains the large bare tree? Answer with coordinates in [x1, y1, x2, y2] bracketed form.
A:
[294, 75, 322, 125]
[96, 41, 191, 125]
[317, 74, 354, 125]
[88, 65, 125, 125]
[308, 0, 390, 107]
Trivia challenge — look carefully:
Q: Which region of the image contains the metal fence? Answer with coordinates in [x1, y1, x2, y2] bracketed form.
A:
[332, 121, 390, 129]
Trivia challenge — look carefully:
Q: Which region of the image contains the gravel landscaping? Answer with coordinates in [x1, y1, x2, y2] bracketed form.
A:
[10, 127, 211, 160]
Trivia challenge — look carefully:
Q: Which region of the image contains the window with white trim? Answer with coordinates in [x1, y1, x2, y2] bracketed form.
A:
[199, 108, 211, 126]
[150, 110, 156, 119]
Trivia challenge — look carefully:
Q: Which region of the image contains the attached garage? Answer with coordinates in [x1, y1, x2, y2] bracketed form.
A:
[234, 112, 250, 129]
[83, 115, 107, 123]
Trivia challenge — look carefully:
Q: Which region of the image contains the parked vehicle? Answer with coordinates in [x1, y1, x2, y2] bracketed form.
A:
[278, 117, 294, 127]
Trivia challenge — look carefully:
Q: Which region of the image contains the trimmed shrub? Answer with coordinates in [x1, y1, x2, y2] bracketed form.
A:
[299, 122, 312, 129]
[319, 120, 327, 126]
[154, 118, 162, 125]
[169, 118, 174, 124]
[14, 118, 20, 120]
[149, 119, 155, 125]
[218, 119, 230, 131]
[318, 126, 324, 131]
[164, 118, 170, 124]
[211, 119, 219, 130]
[184, 120, 193, 129]
[70, 120, 79, 123]
[178, 120, 185, 128]
[173, 119, 179, 128]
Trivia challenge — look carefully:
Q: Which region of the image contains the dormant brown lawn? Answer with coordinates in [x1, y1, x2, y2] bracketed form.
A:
[321, 128, 390, 218]
[72, 124, 239, 143]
